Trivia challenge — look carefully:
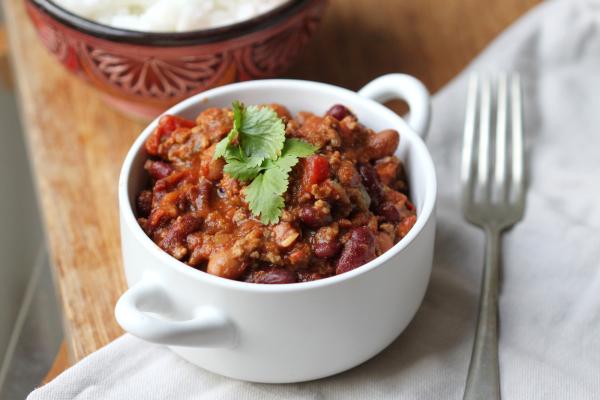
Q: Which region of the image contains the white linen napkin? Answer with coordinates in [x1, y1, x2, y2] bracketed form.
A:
[29, 0, 600, 398]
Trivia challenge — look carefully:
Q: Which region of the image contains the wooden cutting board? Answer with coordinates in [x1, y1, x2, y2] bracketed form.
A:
[1, 0, 539, 376]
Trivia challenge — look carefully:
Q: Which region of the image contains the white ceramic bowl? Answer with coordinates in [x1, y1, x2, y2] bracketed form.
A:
[116, 74, 437, 383]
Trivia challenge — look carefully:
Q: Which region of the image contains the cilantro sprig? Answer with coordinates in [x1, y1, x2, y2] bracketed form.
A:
[214, 102, 316, 224]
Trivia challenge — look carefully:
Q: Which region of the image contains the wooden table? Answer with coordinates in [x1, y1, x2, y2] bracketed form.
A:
[2, 0, 539, 377]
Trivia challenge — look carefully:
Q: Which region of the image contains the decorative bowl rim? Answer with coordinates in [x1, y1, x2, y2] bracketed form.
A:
[28, 0, 315, 47]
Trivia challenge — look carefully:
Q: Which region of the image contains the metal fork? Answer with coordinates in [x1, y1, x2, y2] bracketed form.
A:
[461, 73, 526, 400]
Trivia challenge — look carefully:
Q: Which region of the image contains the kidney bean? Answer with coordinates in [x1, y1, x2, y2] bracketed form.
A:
[145, 160, 174, 180]
[336, 226, 376, 274]
[358, 163, 383, 210]
[136, 190, 152, 217]
[312, 225, 341, 258]
[298, 205, 331, 229]
[325, 104, 354, 121]
[378, 202, 400, 223]
[160, 214, 203, 259]
[165, 214, 203, 244]
[303, 155, 330, 188]
[313, 239, 342, 259]
[367, 129, 400, 160]
[250, 268, 297, 284]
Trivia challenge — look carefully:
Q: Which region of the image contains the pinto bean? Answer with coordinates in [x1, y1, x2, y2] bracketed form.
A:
[207, 250, 246, 280]
[336, 227, 376, 274]
[367, 129, 399, 160]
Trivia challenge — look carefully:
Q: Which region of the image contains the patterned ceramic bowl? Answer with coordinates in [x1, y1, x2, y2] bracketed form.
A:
[25, 0, 326, 118]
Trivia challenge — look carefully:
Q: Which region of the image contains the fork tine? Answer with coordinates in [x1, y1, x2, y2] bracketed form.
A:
[476, 75, 492, 196]
[510, 73, 524, 203]
[461, 74, 479, 198]
[494, 73, 508, 201]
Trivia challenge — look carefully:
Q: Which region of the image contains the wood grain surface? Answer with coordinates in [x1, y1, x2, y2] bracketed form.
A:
[2, 0, 538, 377]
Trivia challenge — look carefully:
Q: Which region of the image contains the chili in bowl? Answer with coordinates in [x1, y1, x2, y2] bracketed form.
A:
[116, 74, 436, 383]
[136, 101, 417, 283]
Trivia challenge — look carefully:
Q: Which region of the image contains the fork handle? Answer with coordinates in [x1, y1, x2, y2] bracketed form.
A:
[463, 228, 501, 400]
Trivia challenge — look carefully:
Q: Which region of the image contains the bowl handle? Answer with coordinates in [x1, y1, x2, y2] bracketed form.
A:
[115, 276, 236, 348]
[358, 73, 431, 139]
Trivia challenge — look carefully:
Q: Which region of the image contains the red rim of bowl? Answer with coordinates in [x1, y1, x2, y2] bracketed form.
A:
[29, 0, 310, 46]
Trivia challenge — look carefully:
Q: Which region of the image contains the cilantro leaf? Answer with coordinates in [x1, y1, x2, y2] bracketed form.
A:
[245, 139, 316, 223]
[212, 101, 316, 224]
[221, 146, 263, 181]
[238, 105, 285, 161]
[243, 167, 288, 225]
[214, 130, 235, 160]
[213, 101, 243, 160]
[223, 156, 263, 181]
[272, 139, 317, 174]
[232, 100, 243, 130]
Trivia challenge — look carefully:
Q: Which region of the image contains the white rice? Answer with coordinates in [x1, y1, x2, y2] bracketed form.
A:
[52, 0, 290, 32]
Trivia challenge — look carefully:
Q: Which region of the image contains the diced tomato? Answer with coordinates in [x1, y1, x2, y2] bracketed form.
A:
[303, 155, 330, 189]
[145, 115, 195, 155]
